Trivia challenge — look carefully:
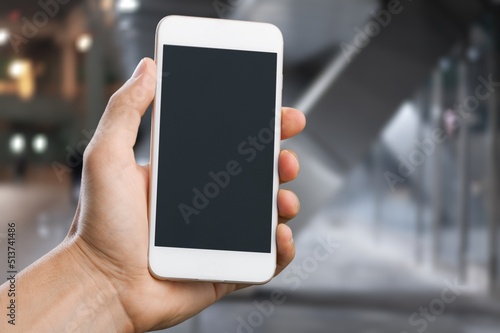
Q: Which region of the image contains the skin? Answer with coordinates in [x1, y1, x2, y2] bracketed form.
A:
[0, 58, 306, 333]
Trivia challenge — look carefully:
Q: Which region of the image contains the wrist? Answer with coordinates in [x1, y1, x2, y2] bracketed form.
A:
[63, 237, 135, 333]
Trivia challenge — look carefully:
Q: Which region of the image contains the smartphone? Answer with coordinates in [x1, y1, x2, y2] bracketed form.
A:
[148, 16, 283, 283]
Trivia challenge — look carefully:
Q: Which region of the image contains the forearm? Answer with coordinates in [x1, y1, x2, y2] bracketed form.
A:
[0, 238, 133, 333]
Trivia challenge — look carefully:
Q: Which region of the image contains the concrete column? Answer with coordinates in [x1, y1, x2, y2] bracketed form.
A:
[414, 88, 427, 264]
[457, 46, 470, 284]
[487, 21, 499, 295]
[373, 142, 384, 243]
[431, 68, 443, 270]
[85, 29, 106, 131]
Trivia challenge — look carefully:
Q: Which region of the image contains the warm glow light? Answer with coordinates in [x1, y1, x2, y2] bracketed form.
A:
[76, 33, 93, 52]
[8, 59, 34, 100]
[0, 28, 10, 46]
[101, 0, 114, 11]
[9, 133, 26, 154]
[32, 134, 48, 154]
[116, 0, 140, 13]
[8, 60, 27, 79]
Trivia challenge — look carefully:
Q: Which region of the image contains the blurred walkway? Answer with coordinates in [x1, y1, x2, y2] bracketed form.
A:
[0, 181, 74, 272]
[167, 213, 500, 333]
[2, 183, 500, 333]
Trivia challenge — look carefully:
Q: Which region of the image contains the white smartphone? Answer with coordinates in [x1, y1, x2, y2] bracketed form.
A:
[148, 16, 283, 283]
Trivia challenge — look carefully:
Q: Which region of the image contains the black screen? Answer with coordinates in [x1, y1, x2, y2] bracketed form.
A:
[154, 45, 278, 253]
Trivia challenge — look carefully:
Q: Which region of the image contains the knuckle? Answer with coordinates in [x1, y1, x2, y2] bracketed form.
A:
[82, 145, 97, 169]
[107, 90, 126, 110]
[82, 144, 106, 170]
[106, 88, 139, 121]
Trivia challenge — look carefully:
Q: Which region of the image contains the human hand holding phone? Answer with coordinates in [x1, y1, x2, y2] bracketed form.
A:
[0, 57, 305, 333]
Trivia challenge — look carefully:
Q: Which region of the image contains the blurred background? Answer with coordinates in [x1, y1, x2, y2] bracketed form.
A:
[1, 0, 500, 332]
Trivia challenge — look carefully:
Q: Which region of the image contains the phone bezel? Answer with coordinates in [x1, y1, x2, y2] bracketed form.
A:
[148, 16, 283, 283]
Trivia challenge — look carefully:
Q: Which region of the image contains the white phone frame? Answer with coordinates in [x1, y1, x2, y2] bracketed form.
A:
[148, 16, 283, 284]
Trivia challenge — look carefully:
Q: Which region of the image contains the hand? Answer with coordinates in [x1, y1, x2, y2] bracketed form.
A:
[67, 58, 306, 332]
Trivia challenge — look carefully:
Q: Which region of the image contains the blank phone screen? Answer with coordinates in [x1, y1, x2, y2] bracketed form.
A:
[154, 45, 278, 253]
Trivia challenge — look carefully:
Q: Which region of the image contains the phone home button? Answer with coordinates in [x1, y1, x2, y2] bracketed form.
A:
[198, 256, 222, 280]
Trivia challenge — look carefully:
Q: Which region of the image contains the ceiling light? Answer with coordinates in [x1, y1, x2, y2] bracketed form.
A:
[467, 47, 480, 62]
[117, 0, 140, 13]
[439, 58, 451, 71]
[32, 134, 48, 154]
[8, 59, 27, 79]
[76, 33, 93, 52]
[9, 133, 26, 154]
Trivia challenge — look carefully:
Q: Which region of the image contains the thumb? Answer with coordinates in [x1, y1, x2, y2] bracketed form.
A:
[92, 58, 157, 152]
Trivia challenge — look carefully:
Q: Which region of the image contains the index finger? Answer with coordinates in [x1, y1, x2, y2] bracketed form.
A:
[281, 107, 306, 140]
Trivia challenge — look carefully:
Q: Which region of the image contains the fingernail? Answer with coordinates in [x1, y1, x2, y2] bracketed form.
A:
[287, 150, 299, 167]
[284, 225, 294, 244]
[132, 58, 146, 78]
[293, 192, 300, 211]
